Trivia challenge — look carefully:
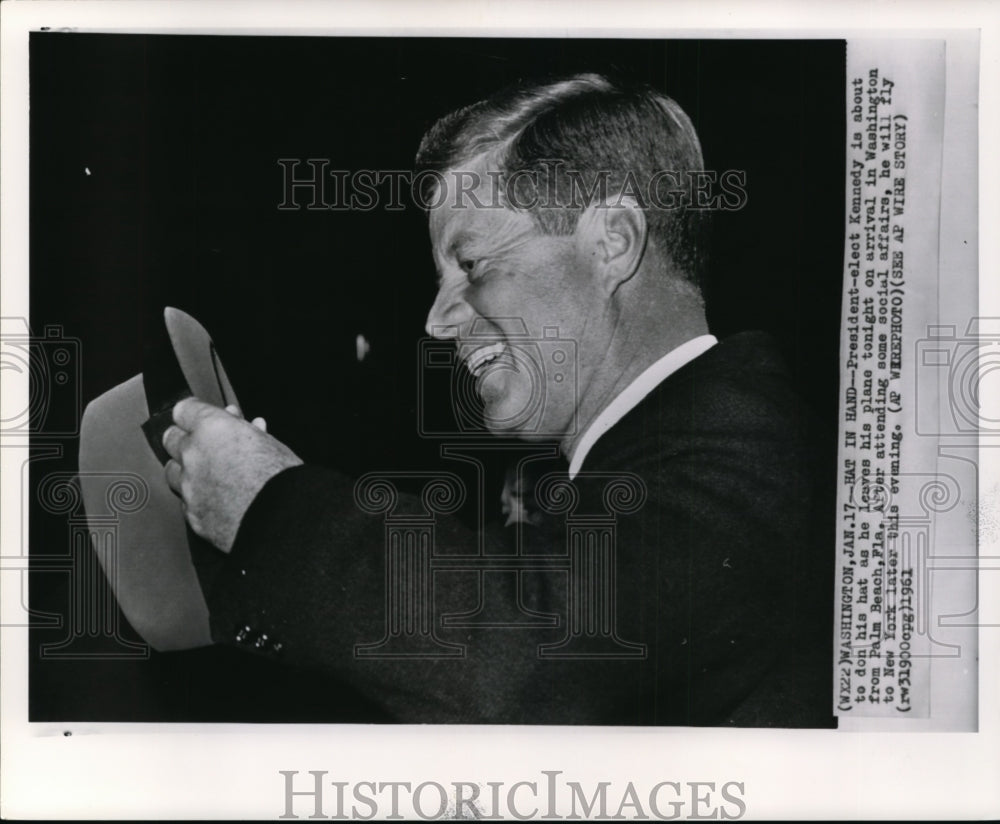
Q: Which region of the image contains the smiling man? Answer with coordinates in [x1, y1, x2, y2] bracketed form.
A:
[162, 74, 833, 726]
[418, 75, 713, 467]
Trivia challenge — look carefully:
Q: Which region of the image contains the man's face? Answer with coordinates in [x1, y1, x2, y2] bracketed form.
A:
[425, 174, 602, 441]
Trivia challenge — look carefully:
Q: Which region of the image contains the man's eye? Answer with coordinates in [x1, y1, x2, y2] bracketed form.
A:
[459, 259, 482, 280]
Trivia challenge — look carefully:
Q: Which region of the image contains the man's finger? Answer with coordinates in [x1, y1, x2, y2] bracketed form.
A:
[173, 396, 220, 430]
[251, 416, 267, 433]
[224, 404, 244, 418]
[165, 459, 183, 495]
[162, 425, 187, 459]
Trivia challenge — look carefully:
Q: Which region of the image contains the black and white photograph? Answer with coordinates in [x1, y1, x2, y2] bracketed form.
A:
[1, 1, 997, 820]
[26, 31, 843, 728]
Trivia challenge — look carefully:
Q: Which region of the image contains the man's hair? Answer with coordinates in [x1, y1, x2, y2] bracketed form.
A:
[415, 73, 709, 286]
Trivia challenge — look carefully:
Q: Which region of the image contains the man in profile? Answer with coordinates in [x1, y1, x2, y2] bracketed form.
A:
[162, 73, 832, 726]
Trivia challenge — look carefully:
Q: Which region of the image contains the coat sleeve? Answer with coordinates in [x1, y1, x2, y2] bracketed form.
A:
[204, 440, 829, 726]
[204, 464, 578, 723]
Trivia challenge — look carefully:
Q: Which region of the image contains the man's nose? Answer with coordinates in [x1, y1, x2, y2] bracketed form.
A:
[425, 283, 474, 338]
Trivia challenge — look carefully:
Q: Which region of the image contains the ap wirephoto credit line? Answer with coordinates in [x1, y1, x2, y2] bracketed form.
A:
[835, 38, 979, 730]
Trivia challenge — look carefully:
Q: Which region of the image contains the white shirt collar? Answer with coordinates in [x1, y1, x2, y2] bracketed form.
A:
[567, 335, 718, 480]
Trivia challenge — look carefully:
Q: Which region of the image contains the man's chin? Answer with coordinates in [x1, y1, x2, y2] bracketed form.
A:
[481, 399, 556, 441]
[478, 377, 569, 440]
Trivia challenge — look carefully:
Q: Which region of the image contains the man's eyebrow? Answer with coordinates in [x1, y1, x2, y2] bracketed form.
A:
[447, 231, 474, 257]
[454, 233, 502, 264]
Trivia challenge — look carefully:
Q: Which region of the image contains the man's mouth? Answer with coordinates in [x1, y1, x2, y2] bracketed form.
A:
[462, 341, 507, 378]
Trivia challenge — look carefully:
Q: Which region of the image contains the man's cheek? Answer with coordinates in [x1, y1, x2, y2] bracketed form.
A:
[480, 364, 514, 406]
[482, 369, 535, 430]
[473, 271, 520, 311]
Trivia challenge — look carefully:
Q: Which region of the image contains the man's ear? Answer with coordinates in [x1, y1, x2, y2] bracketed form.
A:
[577, 196, 648, 296]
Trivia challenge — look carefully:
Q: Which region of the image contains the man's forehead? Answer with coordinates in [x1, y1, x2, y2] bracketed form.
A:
[429, 180, 536, 255]
[430, 164, 500, 213]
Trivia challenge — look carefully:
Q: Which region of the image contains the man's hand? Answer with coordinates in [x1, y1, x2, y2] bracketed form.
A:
[162, 398, 303, 553]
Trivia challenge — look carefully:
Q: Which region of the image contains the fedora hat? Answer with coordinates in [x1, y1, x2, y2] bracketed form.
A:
[78, 308, 238, 651]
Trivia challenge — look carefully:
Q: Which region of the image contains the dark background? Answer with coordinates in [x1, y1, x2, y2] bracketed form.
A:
[28, 34, 844, 721]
